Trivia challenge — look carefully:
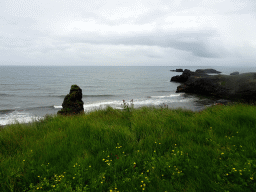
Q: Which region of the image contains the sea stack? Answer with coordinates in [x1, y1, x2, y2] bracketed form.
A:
[57, 85, 84, 115]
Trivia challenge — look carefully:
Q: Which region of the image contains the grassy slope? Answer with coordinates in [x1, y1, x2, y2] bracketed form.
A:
[0, 104, 255, 192]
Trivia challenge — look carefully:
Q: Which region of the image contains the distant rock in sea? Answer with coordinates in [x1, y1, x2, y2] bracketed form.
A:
[230, 71, 239, 75]
[195, 69, 221, 74]
[57, 85, 84, 115]
[170, 68, 184, 72]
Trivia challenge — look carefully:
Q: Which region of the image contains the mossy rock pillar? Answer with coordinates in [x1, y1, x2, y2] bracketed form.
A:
[57, 85, 84, 115]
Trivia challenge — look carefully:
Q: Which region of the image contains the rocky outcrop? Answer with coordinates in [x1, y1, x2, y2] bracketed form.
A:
[170, 68, 184, 72]
[175, 73, 256, 103]
[57, 85, 84, 115]
[171, 69, 209, 83]
[195, 69, 221, 74]
[230, 71, 239, 75]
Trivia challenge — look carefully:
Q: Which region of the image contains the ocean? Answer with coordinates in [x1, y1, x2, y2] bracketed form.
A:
[1, 65, 255, 126]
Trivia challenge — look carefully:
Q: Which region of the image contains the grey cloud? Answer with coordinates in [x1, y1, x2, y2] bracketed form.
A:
[62, 29, 224, 58]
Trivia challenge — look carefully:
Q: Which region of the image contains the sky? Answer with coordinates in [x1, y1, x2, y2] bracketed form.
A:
[0, 0, 256, 66]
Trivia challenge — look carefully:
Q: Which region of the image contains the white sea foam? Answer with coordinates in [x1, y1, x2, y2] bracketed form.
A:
[150, 94, 182, 98]
[53, 105, 62, 109]
[0, 111, 43, 126]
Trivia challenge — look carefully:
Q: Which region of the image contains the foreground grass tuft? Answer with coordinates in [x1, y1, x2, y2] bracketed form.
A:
[0, 104, 255, 191]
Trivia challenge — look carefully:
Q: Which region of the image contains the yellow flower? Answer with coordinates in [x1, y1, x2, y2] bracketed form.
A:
[221, 153, 224, 155]
[23, 160, 25, 162]
[89, 165, 91, 167]
[250, 177, 254, 180]
[141, 181, 144, 183]
[137, 150, 140, 152]
[73, 177, 75, 179]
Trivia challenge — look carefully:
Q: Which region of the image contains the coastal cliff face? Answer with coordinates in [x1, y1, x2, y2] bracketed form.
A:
[171, 69, 256, 102]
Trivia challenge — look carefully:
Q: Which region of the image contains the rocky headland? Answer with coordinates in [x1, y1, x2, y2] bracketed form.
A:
[170, 69, 256, 103]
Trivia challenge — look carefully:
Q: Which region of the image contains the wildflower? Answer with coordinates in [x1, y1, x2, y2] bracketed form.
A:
[250, 177, 254, 180]
[141, 181, 144, 183]
[134, 162, 136, 164]
[159, 143, 161, 144]
[137, 150, 140, 152]
[226, 173, 228, 176]
[37, 187, 39, 190]
[147, 170, 149, 172]
[23, 160, 25, 162]
[73, 177, 75, 179]
[89, 165, 91, 167]
[154, 150, 156, 153]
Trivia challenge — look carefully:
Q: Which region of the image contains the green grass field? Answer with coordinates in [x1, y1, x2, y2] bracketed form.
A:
[0, 103, 255, 191]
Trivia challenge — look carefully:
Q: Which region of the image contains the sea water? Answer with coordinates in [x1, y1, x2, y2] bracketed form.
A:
[0, 65, 255, 125]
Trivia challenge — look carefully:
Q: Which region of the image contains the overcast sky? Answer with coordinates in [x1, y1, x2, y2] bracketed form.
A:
[1, 0, 256, 66]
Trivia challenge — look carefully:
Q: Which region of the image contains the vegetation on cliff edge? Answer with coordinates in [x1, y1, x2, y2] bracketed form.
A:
[0, 103, 255, 191]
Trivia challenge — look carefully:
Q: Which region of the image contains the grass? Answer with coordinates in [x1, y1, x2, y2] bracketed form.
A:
[0, 103, 255, 191]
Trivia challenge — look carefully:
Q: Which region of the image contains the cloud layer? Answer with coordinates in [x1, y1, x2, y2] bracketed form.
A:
[1, 0, 256, 66]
